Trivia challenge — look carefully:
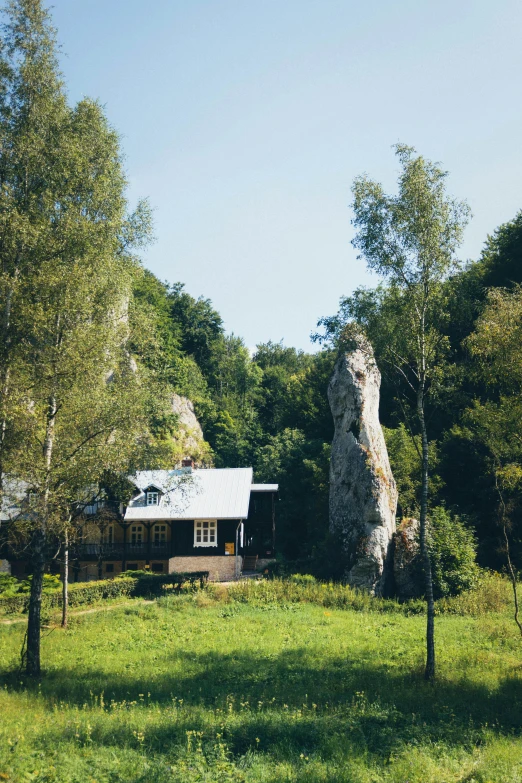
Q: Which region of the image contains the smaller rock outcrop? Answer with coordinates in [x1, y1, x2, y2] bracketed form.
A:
[171, 394, 204, 443]
[328, 338, 398, 595]
[393, 518, 422, 599]
[170, 394, 211, 466]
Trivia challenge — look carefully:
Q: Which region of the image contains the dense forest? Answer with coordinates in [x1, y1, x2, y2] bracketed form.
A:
[133, 208, 522, 574]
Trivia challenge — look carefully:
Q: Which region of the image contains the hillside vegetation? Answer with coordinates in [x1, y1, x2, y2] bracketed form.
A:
[132, 210, 522, 577]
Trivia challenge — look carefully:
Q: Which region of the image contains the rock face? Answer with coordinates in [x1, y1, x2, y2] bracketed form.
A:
[328, 341, 398, 594]
[393, 518, 422, 599]
[171, 394, 204, 441]
[171, 394, 209, 466]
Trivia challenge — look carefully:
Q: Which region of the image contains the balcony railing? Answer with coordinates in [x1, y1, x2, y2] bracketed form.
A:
[73, 543, 171, 560]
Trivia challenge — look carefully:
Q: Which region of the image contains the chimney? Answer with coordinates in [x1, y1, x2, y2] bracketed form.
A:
[181, 458, 195, 469]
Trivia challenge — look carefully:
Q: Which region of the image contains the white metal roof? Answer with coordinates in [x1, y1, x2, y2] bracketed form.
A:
[251, 484, 278, 492]
[125, 468, 254, 521]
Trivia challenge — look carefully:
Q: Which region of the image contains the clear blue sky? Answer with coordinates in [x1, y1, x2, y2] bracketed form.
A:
[49, 0, 522, 351]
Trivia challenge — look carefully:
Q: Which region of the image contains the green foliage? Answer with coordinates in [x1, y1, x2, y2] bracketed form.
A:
[4, 1, 522, 608]
[120, 570, 209, 597]
[0, 573, 61, 598]
[123, 265, 337, 557]
[227, 577, 412, 614]
[429, 507, 480, 599]
[255, 428, 330, 559]
[383, 424, 443, 516]
[436, 571, 512, 616]
[477, 209, 522, 289]
[0, 573, 21, 597]
[287, 573, 317, 586]
[168, 282, 224, 379]
[0, 0, 159, 568]
[0, 576, 137, 615]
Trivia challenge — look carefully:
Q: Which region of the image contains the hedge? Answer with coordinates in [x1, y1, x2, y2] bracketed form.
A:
[0, 571, 210, 615]
[123, 570, 209, 597]
[0, 577, 137, 616]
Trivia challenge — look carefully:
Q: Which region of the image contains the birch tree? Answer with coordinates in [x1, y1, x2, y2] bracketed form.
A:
[349, 144, 470, 679]
[0, 0, 156, 676]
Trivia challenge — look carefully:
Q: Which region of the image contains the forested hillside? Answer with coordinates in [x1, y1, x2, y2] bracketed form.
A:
[133, 209, 522, 574]
[319, 209, 522, 572]
[131, 271, 335, 564]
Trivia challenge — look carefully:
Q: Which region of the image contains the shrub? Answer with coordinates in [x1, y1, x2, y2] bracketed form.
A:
[288, 573, 317, 585]
[120, 569, 209, 597]
[429, 506, 480, 599]
[0, 573, 23, 597]
[436, 571, 512, 615]
[60, 577, 138, 607]
[0, 576, 137, 615]
[0, 572, 61, 597]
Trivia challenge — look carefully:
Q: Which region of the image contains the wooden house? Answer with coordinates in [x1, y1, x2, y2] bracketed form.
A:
[70, 462, 277, 582]
[1, 463, 278, 582]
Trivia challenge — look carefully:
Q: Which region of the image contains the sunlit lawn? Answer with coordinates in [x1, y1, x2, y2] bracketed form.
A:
[1, 593, 522, 782]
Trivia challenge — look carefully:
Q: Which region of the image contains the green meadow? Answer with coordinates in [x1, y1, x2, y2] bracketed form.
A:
[1, 582, 522, 783]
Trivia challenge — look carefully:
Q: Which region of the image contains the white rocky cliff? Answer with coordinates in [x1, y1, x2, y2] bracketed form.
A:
[328, 340, 397, 594]
[170, 394, 211, 466]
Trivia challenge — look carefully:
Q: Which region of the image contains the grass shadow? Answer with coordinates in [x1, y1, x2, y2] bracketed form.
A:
[2, 643, 522, 763]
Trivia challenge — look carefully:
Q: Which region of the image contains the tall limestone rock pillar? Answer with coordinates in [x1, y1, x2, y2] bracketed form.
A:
[328, 339, 397, 595]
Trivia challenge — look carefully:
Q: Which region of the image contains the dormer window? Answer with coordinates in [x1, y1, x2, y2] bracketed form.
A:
[146, 491, 159, 506]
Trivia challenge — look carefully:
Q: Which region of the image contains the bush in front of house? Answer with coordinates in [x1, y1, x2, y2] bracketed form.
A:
[0, 576, 138, 615]
[0, 571, 212, 615]
[120, 569, 209, 597]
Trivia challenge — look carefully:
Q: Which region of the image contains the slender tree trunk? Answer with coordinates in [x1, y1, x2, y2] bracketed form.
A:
[503, 520, 522, 636]
[417, 387, 435, 680]
[26, 393, 57, 676]
[495, 477, 522, 636]
[26, 529, 46, 676]
[62, 529, 68, 628]
[0, 269, 19, 493]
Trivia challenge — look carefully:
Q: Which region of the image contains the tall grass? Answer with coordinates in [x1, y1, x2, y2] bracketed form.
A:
[1, 581, 522, 782]
[225, 571, 512, 617]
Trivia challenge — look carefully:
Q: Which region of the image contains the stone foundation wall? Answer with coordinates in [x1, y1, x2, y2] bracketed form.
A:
[168, 555, 237, 582]
[67, 556, 238, 583]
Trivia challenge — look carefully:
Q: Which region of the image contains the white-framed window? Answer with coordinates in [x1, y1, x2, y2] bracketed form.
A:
[194, 520, 217, 547]
[146, 491, 159, 506]
[103, 525, 114, 545]
[131, 525, 143, 546]
[153, 524, 167, 544]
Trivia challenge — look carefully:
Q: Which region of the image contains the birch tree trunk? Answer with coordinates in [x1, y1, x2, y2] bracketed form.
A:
[0, 270, 19, 493]
[25, 528, 46, 677]
[62, 529, 68, 628]
[417, 386, 435, 680]
[26, 393, 57, 676]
